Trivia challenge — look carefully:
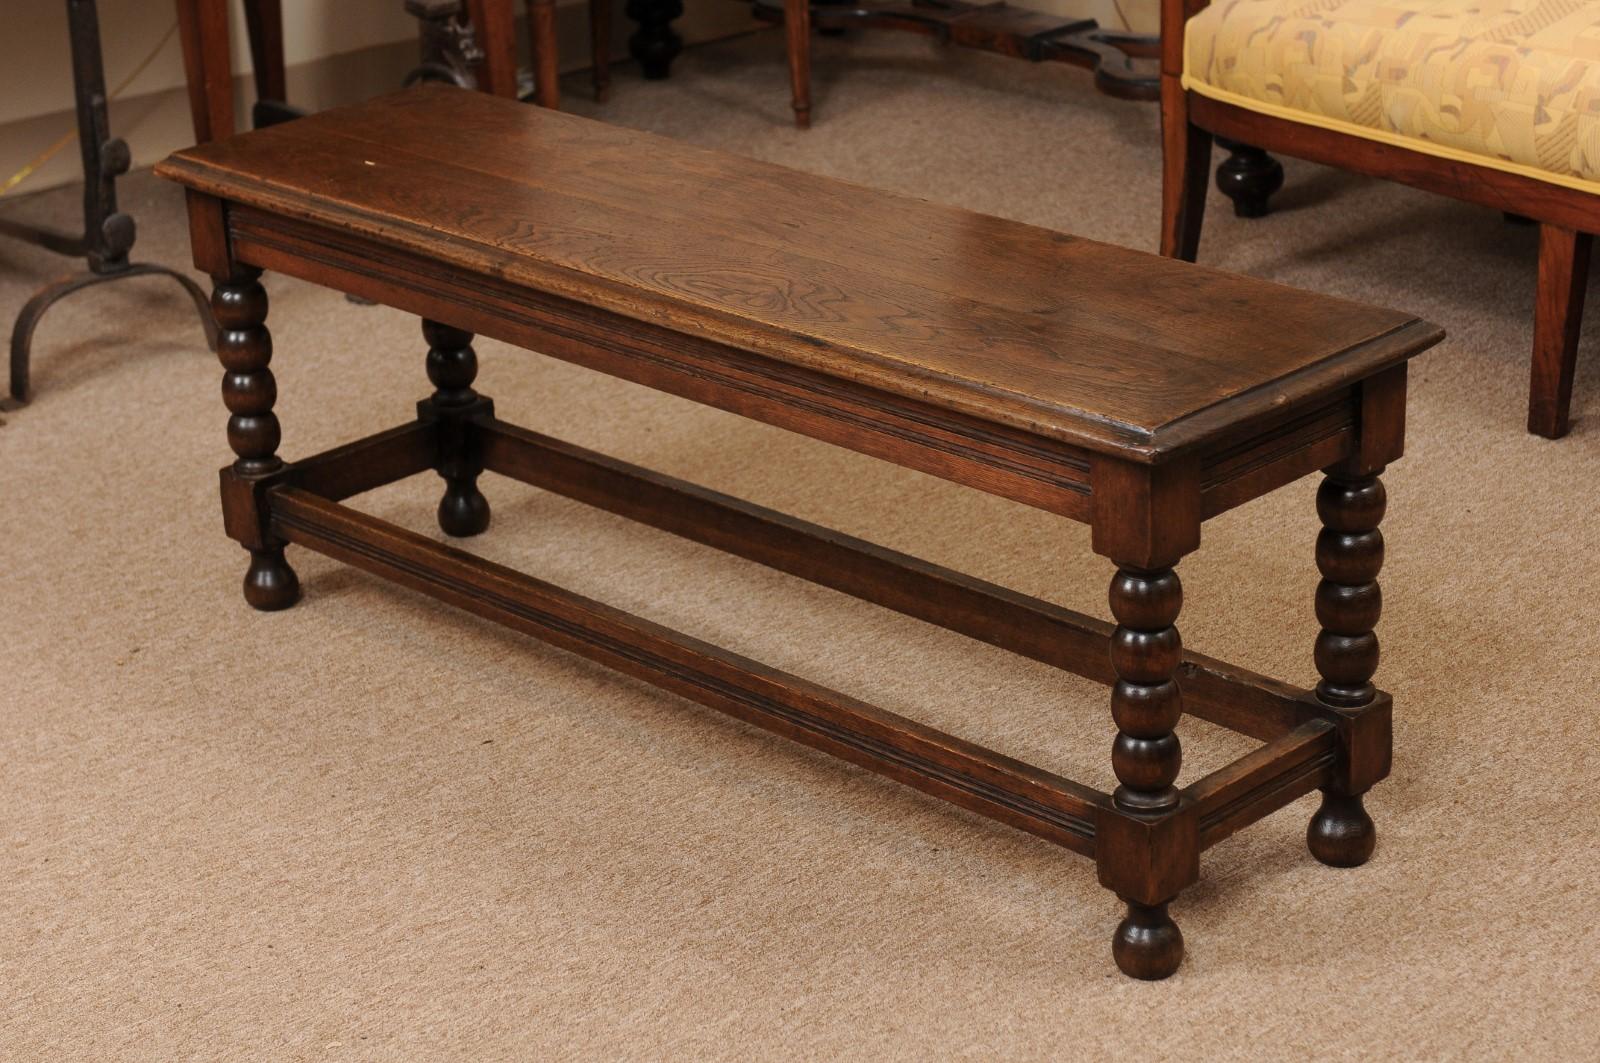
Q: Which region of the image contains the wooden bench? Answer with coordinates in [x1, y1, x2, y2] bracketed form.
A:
[157, 85, 1442, 980]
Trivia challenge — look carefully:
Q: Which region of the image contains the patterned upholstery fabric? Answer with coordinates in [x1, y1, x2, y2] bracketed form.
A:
[1182, 0, 1600, 192]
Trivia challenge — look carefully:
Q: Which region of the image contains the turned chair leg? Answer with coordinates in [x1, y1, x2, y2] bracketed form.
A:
[1307, 468, 1384, 866]
[784, 0, 811, 129]
[1528, 224, 1592, 439]
[591, 0, 612, 102]
[1214, 139, 1283, 219]
[1159, 81, 1210, 262]
[421, 320, 492, 537]
[214, 268, 299, 611]
[1106, 564, 1186, 979]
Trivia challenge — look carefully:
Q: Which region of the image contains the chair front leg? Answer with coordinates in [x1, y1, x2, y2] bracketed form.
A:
[1159, 79, 1210, 261]
[1528, 224, 1592, 439]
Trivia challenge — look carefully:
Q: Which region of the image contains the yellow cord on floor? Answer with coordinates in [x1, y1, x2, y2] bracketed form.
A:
[1, 19, 181, 198]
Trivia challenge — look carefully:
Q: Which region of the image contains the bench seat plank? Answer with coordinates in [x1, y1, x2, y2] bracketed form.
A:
[157, 85, 1439, 461]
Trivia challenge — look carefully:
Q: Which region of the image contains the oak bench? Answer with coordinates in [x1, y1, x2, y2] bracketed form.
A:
[158, 84, 1443, 980]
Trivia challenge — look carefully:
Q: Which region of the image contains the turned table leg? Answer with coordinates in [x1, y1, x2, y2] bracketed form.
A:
[624, 0, 683, 79]
[420, 320, 491, 537]
[1307, 468, 1385, 866]
[214, 267, 299, 610]
[1214, 139, 1283, 219]
[1107, 564, 1186, 979]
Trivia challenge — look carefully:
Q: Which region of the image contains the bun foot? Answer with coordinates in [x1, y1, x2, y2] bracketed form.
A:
[438, 482, 490, 537]
[1112, 900, 1184, 980]
[1307, 791, 1376, 868]
[1215, 140, 1283, 219]
[243, 547, 300, 611]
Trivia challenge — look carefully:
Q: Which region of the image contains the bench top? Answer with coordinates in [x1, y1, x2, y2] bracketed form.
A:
[158, 85, 1441, 460]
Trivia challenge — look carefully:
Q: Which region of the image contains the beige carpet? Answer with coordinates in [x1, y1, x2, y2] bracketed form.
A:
[4, 28, 1598, 1061]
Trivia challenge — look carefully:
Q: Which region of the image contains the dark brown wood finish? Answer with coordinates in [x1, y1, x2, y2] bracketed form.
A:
[588, 0, 612, 103]
[212, 265, 298, 611]
[159, 85, 1440, 980]
[175, 0, 236, 143]
[1530, 226, 1593, 438]
[1304, 463, 1387, 867]
[1160, 0, 1600, 438]
[783, 0, 812, 129]
[419, 320, 494, 537]
[1213, 139, 1284, 219]
[160, 87, 1436, 460]
[521, 0, 563, 107]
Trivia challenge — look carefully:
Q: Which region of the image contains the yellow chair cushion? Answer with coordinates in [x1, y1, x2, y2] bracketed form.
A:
[1182, 0, 1600, 194]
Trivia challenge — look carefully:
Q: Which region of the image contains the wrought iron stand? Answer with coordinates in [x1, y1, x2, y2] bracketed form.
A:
[3, 0, 216, 410]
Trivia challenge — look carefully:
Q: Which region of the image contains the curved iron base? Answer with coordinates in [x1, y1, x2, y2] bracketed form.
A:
[7, 263, 218, 409]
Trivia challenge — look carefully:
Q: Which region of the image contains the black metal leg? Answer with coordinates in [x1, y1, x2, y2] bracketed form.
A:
[7, 265, 216, 407]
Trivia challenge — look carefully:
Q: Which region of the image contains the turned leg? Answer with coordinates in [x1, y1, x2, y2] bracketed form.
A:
[1159, 80, 1210, 262]
[421, 320, 491, 537]
[1307, 469, 1385, 866]
[1214, 138, 1283, 219]
[624, 0, 683, 80]
[214, 268, 299, 610]
[784, 0, 811, 129]
[1107, 564, 1186, 979]
[1528, 224, 1592, 439]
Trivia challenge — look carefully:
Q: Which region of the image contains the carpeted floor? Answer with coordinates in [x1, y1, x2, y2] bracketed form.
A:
[4, 28, 1598, 1061]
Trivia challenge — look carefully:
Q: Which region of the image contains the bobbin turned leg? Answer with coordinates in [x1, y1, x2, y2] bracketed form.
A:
[1089, 457, 1200, 981]
[1106, 564, 1186, 979]
[419, 320, 491, 537]
[213, 267, 299, 611]
[1307, 468, 1385, 867]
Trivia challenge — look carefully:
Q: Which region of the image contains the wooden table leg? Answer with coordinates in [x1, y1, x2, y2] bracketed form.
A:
[419, 320, 492, 536]
[1306, 465, 1385, 866]
[624, 0, 683, 79]
[1214, 139, 1283, 219]
[213, 266, 299, 610]
[1088, 457, 1202, 980]
[1105, 562, 1187, 979]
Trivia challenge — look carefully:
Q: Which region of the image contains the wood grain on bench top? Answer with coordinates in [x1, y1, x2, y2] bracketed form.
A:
[156, 84, 1442, 459]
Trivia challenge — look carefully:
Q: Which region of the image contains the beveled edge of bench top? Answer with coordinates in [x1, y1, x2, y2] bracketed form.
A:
[156, 85, 1445, 462]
